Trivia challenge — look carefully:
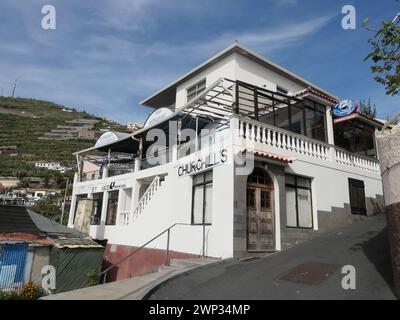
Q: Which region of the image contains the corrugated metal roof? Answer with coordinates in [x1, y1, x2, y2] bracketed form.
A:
[53, 238, 103, 248]
[0, 205, 82, 237]
[0, 205, 42, 234]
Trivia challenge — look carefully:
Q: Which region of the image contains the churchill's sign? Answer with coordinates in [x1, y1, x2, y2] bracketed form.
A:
[178, 149, 228, 176]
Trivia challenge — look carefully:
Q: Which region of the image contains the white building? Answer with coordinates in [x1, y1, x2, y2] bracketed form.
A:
[34, 161, 70, 173]
[5, 188, 60, 205]
[68, 43, 384, 281]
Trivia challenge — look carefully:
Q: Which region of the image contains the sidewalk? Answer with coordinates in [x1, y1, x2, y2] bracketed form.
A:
[41, 258, 220, 300]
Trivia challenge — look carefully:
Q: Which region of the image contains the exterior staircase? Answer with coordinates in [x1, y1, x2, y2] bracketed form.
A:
[131, 175, 165, 224]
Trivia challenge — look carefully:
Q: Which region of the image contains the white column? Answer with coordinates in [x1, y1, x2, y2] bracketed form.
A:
[67, 172, 78, 228]
[100, 191, 109, 225]
[134, 138, 143, 172]
[326, 105, 335, 145]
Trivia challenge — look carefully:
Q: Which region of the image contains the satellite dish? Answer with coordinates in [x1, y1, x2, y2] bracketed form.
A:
[332, 99, 357, 118]
[143, 107, 173, 128]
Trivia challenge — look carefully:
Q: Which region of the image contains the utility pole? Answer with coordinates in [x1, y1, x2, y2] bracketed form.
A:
[60, 177, 69, 224]
[11, 79, 18, 98]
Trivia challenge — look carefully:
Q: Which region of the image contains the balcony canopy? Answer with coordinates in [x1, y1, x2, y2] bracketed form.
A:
[74, 131, 140, 155]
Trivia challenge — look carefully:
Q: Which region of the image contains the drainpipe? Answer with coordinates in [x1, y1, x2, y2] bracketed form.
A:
[376, 113, 400, 298]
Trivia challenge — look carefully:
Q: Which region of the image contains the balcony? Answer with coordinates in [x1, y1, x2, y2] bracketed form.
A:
[234, 116, 380, 174]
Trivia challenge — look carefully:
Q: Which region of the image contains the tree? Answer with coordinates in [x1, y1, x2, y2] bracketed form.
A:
[14, 169, 27, 181]
[364, 12, 400, 95]
[31, 195, 61, 221]
[359, 97, 377, 118]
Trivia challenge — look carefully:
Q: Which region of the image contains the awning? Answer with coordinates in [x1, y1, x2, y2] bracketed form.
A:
[74, 131, 140, 155]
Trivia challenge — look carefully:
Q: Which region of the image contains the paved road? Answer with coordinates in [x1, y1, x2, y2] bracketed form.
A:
[149, 215, 397, 300]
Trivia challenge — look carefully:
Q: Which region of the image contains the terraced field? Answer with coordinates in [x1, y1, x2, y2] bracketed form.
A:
[0, 97, 125, 176]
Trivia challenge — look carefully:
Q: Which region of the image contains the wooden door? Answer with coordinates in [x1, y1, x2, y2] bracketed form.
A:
[247, 186, 274, 251]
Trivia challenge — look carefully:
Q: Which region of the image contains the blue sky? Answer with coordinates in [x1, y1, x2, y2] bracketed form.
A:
[0, 0, 399, 124]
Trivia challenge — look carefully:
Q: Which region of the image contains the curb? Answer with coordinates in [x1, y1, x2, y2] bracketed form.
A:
[138, 258, 233, 300]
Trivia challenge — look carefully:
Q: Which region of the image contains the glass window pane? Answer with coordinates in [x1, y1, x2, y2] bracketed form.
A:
[193, 174, 204, 184]
[314, 111, 326, 142]
[285, 174, 295, 185]
[247, 189, 256, 209]
[274, 103, 290, 131]
[193, 185, 204, 224]
[316, 103, 326, 113]
[305, 107, 315, 138]
[261, 190, 271, 209]
[297, 189, 313, 228]
[297, 177, 311, 189]
[286, 186, 297, 227]
[204, 184, 212, 224]
[290, 104, 305, 135]
[205, 170, 213, 182]
[106, 190, 119, 225]
[91, 193, 103, 225]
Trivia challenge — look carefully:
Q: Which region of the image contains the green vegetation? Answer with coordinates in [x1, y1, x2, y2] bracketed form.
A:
[364, 13, 400, 96]
[359, 97, 377, 118]
[0, 282, 43, 300]
[31, 195, 62, 220]
[86, 269, 100, 286]
[0, 97, 126, 177]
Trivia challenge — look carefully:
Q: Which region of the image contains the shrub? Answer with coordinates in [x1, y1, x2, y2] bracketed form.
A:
[21, 281, 42, 300]
[86, 269, 99, 286]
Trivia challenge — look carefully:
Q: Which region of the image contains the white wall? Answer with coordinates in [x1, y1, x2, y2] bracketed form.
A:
[86, 135, 235, 259]
[175, 54, 236, 108]
[234, 53, 306, 94]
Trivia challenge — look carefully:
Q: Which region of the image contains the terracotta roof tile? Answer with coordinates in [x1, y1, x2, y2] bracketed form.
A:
[293, 86, 338, 104]
[242, 149, 295, 163]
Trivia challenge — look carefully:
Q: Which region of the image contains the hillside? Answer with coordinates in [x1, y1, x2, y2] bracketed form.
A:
[0, 97, 127, 177]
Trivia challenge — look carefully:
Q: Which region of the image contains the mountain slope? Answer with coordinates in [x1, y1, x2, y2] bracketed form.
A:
[0, 97, 127, 177]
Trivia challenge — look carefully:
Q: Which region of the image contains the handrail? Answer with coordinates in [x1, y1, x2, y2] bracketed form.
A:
[132, 175, 161, 220]
[99, 223, 206, 283]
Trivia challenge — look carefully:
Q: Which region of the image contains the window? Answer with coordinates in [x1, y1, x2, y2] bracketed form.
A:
[290, 103, 306, 135]
[106, 190, 119, 225]
[304, 99, 326, 142]
[192, 171, 213, 225]
[334, 120, 376, 157]
[348, 178, 366, 215]
[186, 78, 206, 101]
[247, 189, 256, 209]
[285, 174, 313, 228]
[237, 81, 327, 142]
[91, 192, 103, 225]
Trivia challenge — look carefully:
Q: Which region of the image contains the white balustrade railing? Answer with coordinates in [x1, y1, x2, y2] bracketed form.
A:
[119, 211, 131, 226]
[238, 118, 329, 160]
[334, 148, 380, 173]
[237, 118, 380, 174]
[131, 175, 162, 222]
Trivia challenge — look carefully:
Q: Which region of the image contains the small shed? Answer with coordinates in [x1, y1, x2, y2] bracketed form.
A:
[0, 205, 104, 294]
